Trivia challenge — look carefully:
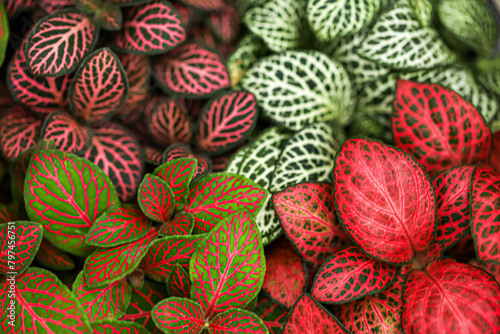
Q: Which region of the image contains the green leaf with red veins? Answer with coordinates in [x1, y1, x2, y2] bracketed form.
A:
[273, 182, 351, 270]
[263, 239, 307, 309]
[86, 204, 152, 247]
[185, 172, 268, 234]
[166, 264, 191, 298]
[312, 245, 398, 304]
[334, 275, 404, 334]
[73, 271, 132, 321]
[471, 166, 500, 264]
[121, 280, 168, 333]
[0, 267, 92, 333]
[138, 174, 175, 224]
[281, 294, 348, 334]
[153, 158, 197, 211]
[24, 150, 119, 257]
[35, 239, 75, 271]
[84, 228, 158, 287]
[208, 308, 269, 334]
[152, 297, 205, 334]
[160, 212, 195, 236]
[141, 235, 204, 282]
[254, 297, 289, 334]
[92, 319, 151, 334]
[0, 221, 43, 275]
[334, 138, 437, 265]
[190, 211, 265, 318]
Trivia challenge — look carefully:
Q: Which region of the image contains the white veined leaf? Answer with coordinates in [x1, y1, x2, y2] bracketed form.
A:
[409, 0, 433, 27]
[227, 33, 268, 87]
[242, 50, 356, 131]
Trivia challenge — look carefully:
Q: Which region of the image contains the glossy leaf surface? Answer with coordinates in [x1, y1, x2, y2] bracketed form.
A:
[0, 106, 41, 161]
[147, 97, 192, 148]
[152, 297, 205, 334]
[138, 174, 175, 224]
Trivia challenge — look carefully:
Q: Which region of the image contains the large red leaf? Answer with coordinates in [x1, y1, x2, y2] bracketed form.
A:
[311, 245, 398, 304]
[25, 9, 98, 77]
[470, 166, 500, 264]
[196, 91, 258, 156]
[138, 174, 175, 223]
[281, 294, 348, 334]
[35, 239, 75, 271]
[0, 106, 41, 161]
[153, 42, 230, 98]
[208, 309, 269, 334]
[152, 297, 205, 334]
[254, 297, 289, 334]
[334, 138, 436, 265]
[117, 53, 149, 114]
[273, 182, 351, 269]
[162, 144, 212, 182]
[114, 0, 186, 55]
[393, 79, 492, 176]
[403, 259, 500, 333]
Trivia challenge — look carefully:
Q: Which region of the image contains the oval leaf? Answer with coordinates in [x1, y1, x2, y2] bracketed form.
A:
[209, 309, 269, 334]
[162, 144, 212, 183]
[147, 97, 193, 147]
[152, 297, 205, 334]
[118, 53, 150, 114]
[138, 174, 175, 224]
[91, 319, 151, 334]
[166, 263, 191, 298]
[0, 106, 41, 161]
[160, 212, 195, 236]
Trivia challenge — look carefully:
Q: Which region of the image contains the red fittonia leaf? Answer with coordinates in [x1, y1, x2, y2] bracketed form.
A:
[153, 158, 197, 210]
[118, 53, 150, 114]
[185, 173, 268, 234]
[114, 0, 186, 55]
[138, 174, 175, 223]
[178, 97, 206, 119]
[39, 0, 74, 14]
[25, 9, 98, 77]
[160, 212, 195, 236]
[190, 211, 265, 317]
[84, 121, 144, 203]
[281, 294, 348, 334]
[24, 150, 119, 256]
[162, 144, 212, 182]
[152, 297, 205, 334]
[91, 319, 151, 334]
[403, 259, 500, 333]
[141, 235, 204, 282]
[254, 297, 289, 334]
[0, 106, 41, 161]
[145, 146, 163, 166]
[208, 309, 269, 334]
[35, 239, 75, 271]
[95, 3, 123, 31]
[166, 264, 191, 298]
[207, 6, 239, 44]
[470, 259, 500, 283]
[153, 42, 230, 98]
[41, 110, 93, 155]
[263, 239, 307, 309]
[471, 166, 500, 264]
[84, 228, 158, 287]
[86, 204, 151, 247]
[2, 0, 36, 18]
[69, 47, 129, 123]
[171, 1, 193, 27]
[334, 138, 436, 265]
[311, 245, 398, 304]
[196, 91, 258, 156]
[393, 79, 492, 176]
[0, 221, 43, 275]
[73, 271, 132, 321]
[334, 275, 404, 334]
[273, 182, 351, 270]
[177, 0, 224, 11]
[433, 166, 473, 249]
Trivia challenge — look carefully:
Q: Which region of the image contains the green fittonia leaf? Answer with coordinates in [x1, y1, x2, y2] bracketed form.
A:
[166, 263, 191, 298]
[138, 174, 175, 224]
[243, 51, 355, 130]
[227, 33, 268, 87]
[226, 127, 292, 245]
[91, 319, 151, 334]
[357, 0, 456, 70]
[0, 2, 9, 68]
[409, 0, 433, 26]
[307, 0, 381, 42]
[243, 0, 307, 52]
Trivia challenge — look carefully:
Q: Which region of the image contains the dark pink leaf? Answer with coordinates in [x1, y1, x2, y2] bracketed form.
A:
[39, 0, 73, 14]
[118, 52, 150, 115]
[177, 0, 225, 11]
[207, 5, 239, 44]
[2, 0, 36, 18]
[162, 143, 212, 182]
[0, 106, 41, 161]
[138, 174, 175, 223]
[145, 146, 163, 166]
[147, 97, 193, 147]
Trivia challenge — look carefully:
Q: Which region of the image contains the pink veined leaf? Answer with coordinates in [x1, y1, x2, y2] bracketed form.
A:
[403, 259, 500, 333]
[0, 267, 92, 333]
[281, 294, 348, 334]
[118, 52, 150, 114]
[178, 97, 206, 119]
[0, 106, 41, 161]
[7, 38, 71, 115]
[84, 121, 145, 203]
[171, 1, 194, 27]
[190, 211, 265, 318]
[147, 97, 193, 148]
[470, 166, 500, 264]
[35, 239, 75, 271]
[208, 308, 269, 334]
[114, 0, 186, 55]
[160, 212, 195, 236]
[334, 275, 404, 334]
[273, 182, 351, 270]
[145, 146, 163, 166]
[69, 47, 129, 123]
[196, 91, 258, 156]
[469, 259, 500, 283]
[73, 271, 132, 321]
[177, 0, 225, 11]
[138, 174, 175, 223]
[153, 158, 197, 210]
[190, 24, 218, 50]
[41, 110, 93, 155]
[39, 0, 73, 14]
[24, 150, 119, 256]
[334, 138, 437, 265]
[166, 264, 191, 298]
[86, 204, 152, 247]
[432, 166, 474, 249]
[185, 173, 268, 234]
[1, 0, 36, 18]
[162, 144, 212, 182]
[141, 235, 204, 282]
[95, 2, 123, 31]
[152, 297, 205, 334]
[263, 238, 307, 309]
[311, 245, 398, 304]
[25, 9, 98, 77]
[91, 319, 151, 334]
[153, 42, 230, 98]
[0, 221, 43, 275]
[254, 297, 289, 334]
[393, 79, 492, 176]
[206, 5, 239, 44]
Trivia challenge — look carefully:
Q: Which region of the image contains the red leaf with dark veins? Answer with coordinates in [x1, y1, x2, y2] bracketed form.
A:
[393, 79, 492, 176]
[177, 0, 225, 11]
[470, 259, 500, 283]
[334, 138, 436, 265]
[144, 146, 163, 166]
[138, 174, 175, 224]
[0, 106, 41, 161]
